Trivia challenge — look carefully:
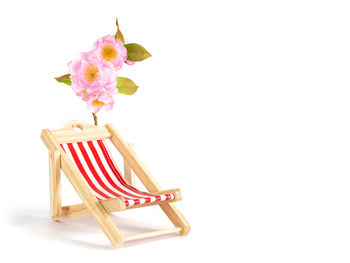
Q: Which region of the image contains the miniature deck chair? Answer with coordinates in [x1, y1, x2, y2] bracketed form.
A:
[41, 120, 190, 248]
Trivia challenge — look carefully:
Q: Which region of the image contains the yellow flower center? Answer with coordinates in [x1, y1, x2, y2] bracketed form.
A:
[77, 89, 87, 96]
[92, 99, 105, 107]
[84, 64, 99, 83]
[101, 45, 118, 62]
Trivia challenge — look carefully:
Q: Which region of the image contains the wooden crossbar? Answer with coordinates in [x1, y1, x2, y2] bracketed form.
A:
[124, 227, 182, 242]
[52, 126, 112, 144]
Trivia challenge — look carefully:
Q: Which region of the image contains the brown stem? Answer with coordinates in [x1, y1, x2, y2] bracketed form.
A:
[92, 113, 98, 126]
[116, 17, 119, 29]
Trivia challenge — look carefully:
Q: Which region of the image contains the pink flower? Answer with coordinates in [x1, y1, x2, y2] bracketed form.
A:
[68, 50, 117, 96]
[93, 35, 127, 71]
[84, 91, 116, 113]
[67, 50, 118, 113]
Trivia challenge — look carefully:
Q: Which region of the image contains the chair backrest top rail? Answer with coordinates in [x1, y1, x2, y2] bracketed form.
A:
[49, 121, 112, 144]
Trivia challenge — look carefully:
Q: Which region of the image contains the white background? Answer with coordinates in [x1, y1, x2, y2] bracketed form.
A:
[1, 0, 350, 262]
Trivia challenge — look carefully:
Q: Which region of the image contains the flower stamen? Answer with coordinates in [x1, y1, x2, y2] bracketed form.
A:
[92, 99, 105, 107]
[101, 45, 118, 62]
[84, 64, 99, 83]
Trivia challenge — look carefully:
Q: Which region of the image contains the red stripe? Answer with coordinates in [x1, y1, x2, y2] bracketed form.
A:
[97, 140, 154, 197]
[87, 141, 147, 199]
[97, 140, 160, 198]
[67, 143, 110, 199]
[77, 142, 126, 199]
[133, 199, 140, 205]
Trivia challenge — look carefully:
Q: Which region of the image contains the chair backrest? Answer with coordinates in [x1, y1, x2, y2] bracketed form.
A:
[50, 120, 112, 144]
[41, 120, 163, 194]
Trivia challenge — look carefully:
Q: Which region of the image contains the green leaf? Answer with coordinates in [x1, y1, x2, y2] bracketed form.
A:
[125, 43, 151, 61]
[55, 74, 71, 85]
[117, 77, 139, 95]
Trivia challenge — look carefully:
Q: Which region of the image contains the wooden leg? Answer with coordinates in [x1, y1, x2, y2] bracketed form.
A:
[60, 160, 124, 248]
[124, 143, 136, 186]
[49, 150, 62, 220]
[160, 203, 191, 235]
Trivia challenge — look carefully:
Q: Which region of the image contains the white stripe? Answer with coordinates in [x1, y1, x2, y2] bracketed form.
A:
[102, 140, 125, 178]
[82, 141, 147, 200]
[62, 144, 106, 200]
[100, 140, 168, 200]
[138, 198, 146, 204]
[71, 142, 116, 199]
[92, 140, 150, 199]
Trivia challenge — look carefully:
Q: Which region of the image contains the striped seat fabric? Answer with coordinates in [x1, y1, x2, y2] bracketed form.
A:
[61, 140, 174, 207]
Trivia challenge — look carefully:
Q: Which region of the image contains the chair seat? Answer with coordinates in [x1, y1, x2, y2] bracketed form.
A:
[61, 139, 174, 207]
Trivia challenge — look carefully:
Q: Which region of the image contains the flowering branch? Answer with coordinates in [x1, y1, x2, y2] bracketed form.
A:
[54, 17, 151, 125]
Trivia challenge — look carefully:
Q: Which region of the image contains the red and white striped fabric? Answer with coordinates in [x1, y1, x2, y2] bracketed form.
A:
[61, 140, 174, 207]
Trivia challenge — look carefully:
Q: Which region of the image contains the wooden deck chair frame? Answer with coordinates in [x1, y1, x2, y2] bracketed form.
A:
[41, 120, 190, 248]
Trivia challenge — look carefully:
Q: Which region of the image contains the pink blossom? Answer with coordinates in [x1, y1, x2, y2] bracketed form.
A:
[67, 50, 118, 113]
[68, 50, 117, 95]
[93, 35, 127, 71]
[84, 91, 116, 113]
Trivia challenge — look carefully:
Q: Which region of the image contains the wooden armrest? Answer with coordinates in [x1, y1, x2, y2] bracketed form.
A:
[152, 188, 182, 202]
[100, 197, 126, 213]
[100, 188, 181, 213]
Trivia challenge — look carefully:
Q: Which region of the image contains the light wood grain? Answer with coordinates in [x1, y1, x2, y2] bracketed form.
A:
[100, 197, 126, 213]
[63, 120, 95, 130]
[124, 227, 182, 242]
[160, 203, 191, 235]
[49, 150, 61, 220]
[55, 204, 90, 220]
[51, 126, 112, 144]
[54, 197, 126, 220]
[124, 143, 136, 186]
